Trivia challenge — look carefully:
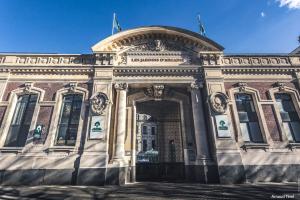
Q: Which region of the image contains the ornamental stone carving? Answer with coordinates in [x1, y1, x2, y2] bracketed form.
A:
[95, 53, 114, 65]
[128, 39, 184, 52]
[274, 82, 285, 91]
[114, 83, 128, 90]
[237, 82, 247, 92]
[90, 92, 110, 115]
[190, 81, 203, 90]
[209, 92, 229, 114]
[69, 82, 77, 92]
[24, 82, 33, 93]
[144, 85, 166, 100]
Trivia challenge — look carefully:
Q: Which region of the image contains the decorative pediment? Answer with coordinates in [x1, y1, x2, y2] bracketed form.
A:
[92, 26, 224, 53]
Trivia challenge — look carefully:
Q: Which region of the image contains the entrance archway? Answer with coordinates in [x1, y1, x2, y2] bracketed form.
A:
[135, 100, 185, 181]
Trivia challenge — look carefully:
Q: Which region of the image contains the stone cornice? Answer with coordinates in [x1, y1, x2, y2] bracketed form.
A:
[113, 66, 202, 77]
[0, 53, 299, 72]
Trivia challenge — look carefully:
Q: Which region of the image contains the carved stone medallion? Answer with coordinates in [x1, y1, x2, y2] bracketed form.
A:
[90, 92, 110, 115]
[209, 92, 229, 114]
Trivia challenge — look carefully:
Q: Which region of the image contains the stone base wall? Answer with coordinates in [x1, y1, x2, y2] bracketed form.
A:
[218, 164, 300, 184]
[0, 167, 128, 186]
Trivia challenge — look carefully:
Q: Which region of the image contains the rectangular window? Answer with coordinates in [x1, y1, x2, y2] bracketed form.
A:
[275, 93, 300, 142]
[142, 126, 147, 135]
[235, 94, 264, 143]
[56, 94, 83, 146]
[151, 127, 156, 135]
[143, 140, 147, 152]
[152, 140, 156, 149]
[5, 94, 38, 147]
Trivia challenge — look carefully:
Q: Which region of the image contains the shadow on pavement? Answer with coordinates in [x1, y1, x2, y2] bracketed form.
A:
[0, 182, 299, 200]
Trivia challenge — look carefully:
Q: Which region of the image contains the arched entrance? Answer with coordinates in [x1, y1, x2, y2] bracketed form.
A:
[135, 100, 185, 181]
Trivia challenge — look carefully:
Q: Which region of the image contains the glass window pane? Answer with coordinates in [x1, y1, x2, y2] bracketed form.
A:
[12, 101, 26, 125]
[152, 140, 156, 149]
[57, 125, 68, 145]
[73, 95, 82, 101]
[142, 126, 147, 134]
[70, 101, 82, 125]
[67, 124, 78, 140]
[276, 101, 284, 112]
[283, 122, 294, 141]
[289, 112, 300, 121]
[280, 112, 291, 122]
[248, 112, 259, 122]
[249, 122, 263, 143]
[236, 99, 244, 111]
[30, 94, 38, 102]
[23, 102, 36, 125]
[276, 93, 300, 143]
[238, 112, 249, 122]
[290, 122, 300, 142]
[64, 95, 73, 102]
[17, 125, 30, 147]
[240, 123, 250, 142]
[5, 94, 38, 147]
[60, 102, 72, 124]
[143, 140, 147, 152]
[5, 125, 20, 147]
[151, 127, 155, 135]
[282, 101, 294, 112]
[56, 94, 82, 146]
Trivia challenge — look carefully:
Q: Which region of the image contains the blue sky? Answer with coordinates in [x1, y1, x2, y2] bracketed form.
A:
[0, 0, 299, 54]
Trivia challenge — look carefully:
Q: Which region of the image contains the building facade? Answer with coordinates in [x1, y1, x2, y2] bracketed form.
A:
[0, 26, 300, 185]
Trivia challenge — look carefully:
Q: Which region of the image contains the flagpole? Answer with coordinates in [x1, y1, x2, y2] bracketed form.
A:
[112, 13, 115, 35]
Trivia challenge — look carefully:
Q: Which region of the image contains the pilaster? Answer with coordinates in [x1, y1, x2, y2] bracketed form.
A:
[113, 83, 128, 164]
[203, 66, 246, 184]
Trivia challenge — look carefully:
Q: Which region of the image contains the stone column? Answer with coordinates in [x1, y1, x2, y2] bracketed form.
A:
[190, 82, 211, 163]
[113, 83, 128, 161]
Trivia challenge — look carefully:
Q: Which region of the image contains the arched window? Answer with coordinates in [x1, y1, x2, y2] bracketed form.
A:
[275, 93, 300, 142]
[56, 93, 83, 146]
[5, 94, 38, 147]
[235, 93, 264, 143]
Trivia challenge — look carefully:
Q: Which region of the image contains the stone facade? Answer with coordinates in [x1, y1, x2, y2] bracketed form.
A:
[0, 26, 300, 185]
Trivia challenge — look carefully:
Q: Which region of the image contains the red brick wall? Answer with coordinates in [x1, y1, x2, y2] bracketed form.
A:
[33, 106, 53, 144]
[224, 82, 297, 100]
[35, 82, 91, 100]
[262, 105, 281, 141]
[3, 82, 91, 102]
[0, 106, 7, 128]
[2, 82, 23, 101]
[34, 83, 65, 101]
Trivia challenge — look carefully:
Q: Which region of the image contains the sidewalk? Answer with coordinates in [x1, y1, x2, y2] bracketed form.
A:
[0, 182, 299, 200]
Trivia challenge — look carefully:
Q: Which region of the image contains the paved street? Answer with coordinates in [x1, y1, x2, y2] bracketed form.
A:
[0, 182, 299, 200]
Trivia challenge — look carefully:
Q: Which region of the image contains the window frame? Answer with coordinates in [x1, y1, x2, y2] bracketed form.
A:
[0, 85, 44, 149]
[234, 93, 264, 143]
[56, 93, 83, 146]
[228, 86, 271, 147]
[46, 85, 88, 151]
[268, 86, 300, 145]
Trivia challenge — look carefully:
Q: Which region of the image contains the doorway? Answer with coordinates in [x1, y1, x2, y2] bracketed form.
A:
[135, 100, 185, 181]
